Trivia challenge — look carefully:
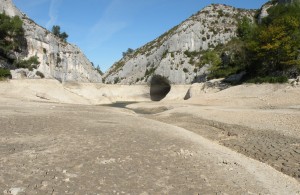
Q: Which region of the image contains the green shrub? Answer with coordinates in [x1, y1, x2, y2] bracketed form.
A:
[14, 56, 40, 71]
[0, 68, 11, 78]
[183, 68, 189, 73]
[237, 16, 256, 41]
[246, 76, 288, 84]
[184, 50, 199, 58]
[201, 50, 221, 68]
[218, 10, 224, 17]
[122, 48, 134, 57]
[208, 66, 240, 80]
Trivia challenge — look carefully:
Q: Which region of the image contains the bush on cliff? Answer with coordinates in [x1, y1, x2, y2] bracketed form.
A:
[51, 25, 68, 42]
[13, 56, 40, 71]
[0, 13, 24, 58]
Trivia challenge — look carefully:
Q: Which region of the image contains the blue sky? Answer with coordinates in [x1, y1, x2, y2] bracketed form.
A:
[13, 0, 267, 72]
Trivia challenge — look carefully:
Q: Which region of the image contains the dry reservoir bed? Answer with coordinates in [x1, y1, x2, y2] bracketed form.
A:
[147, 111, 300, 182]
[0, 100, 300, 194]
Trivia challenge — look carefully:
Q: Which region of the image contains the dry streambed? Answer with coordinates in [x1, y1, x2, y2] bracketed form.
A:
[1, 102, 300, 194]
[142, 108, 300, 182]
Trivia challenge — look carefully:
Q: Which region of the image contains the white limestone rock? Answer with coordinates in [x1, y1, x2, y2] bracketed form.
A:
[104, 4, 255, 84]
[0, 0, 102, 83]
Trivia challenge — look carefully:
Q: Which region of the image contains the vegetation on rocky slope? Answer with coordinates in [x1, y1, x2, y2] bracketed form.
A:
[0, 13, 24, 55]
[0, 12, 41, 74]
[51, 25, 68, 42]
[0, 12, 25, 78]
[104, 4, 255, 84]
[105, 1, 300, 84]
[208, 1, 300, 83]
[13, 56, 40, 71]
[0, 67, 11, 79]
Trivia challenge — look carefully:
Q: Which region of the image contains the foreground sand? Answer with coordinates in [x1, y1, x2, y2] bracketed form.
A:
[0, 79, 300, 194]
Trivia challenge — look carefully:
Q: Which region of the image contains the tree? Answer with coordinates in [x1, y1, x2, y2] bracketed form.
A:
[96, 65, 103, 75]
[262, 2, 300, 26]
[0, 13, 24, 54]
[51, 25, 68, 41]
[204, 1, 300, 82]
[246, 10, 300, 76]
[201, 50, 221, 68]
[51, 25, 61, 36]
[122, 48, 134, 57]
[237, 17, 256, 41]
[59, 32, 68, 41]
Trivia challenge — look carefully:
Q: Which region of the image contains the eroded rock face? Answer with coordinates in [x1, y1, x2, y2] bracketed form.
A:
[0, 0, 102, 82]
[104, 4, 255, 85]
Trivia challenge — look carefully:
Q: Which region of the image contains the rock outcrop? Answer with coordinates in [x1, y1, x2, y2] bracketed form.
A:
[0, 0, 102, 82]
[104, 4, 255, 84]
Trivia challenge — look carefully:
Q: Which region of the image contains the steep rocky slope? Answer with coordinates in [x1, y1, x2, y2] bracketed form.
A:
[0, 0, 102, 82]
[104, 4, 255, 84]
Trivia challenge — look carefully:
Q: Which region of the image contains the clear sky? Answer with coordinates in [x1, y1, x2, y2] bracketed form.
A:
[13, 0, 268, 72]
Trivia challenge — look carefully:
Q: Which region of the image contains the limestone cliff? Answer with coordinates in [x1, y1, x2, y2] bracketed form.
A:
[0, 0, 102, 82]
[104, 4, 255, 84]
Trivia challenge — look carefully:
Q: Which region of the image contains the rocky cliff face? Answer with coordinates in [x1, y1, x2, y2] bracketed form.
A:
[104, 4, 255, 84]
[0, 0, 102, 82]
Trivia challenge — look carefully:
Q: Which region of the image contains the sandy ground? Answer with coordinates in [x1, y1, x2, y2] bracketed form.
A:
[0, 79, 151, 105]
[128, 84, 300, 183]
[0, 80, 300, 194]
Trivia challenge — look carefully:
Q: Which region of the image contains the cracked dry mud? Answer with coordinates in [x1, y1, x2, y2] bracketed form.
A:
[0, 101, 300, 194]
[147, 112, 300, 182]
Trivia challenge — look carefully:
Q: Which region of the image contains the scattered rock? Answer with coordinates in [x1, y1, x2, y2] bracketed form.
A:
[223, 71, 246, 84]
[184, 79, 230, 100]
[5, 188, 25, 195]
[290, 76, 300, 87]
[36, 93, 50, 100]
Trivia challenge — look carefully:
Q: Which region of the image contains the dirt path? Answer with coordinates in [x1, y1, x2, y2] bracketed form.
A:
[1, 101, 300, 194]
